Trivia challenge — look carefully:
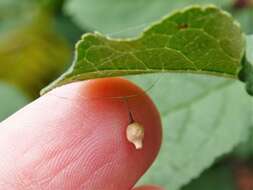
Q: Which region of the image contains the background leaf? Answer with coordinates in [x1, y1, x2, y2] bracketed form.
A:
[64, 0, 232, 37]
[231, 8, 253, 34]
[126, 74, 253, 189]
[0, 82, 29, 121]
[0, 14, 71, 98]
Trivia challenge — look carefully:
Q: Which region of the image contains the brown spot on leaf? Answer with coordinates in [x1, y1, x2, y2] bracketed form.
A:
[177, 23, 188, 30]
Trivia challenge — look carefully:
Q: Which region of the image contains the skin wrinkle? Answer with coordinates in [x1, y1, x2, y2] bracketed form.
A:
[0, 130, 40, 189]
[34, 116, 96, 171]
[16, 141, 52, 189]
[78, 159, 118, 190]
[18, 126, 83, 175]
[17, 114, 106, 188]
[16, 174, 41, 190]
[56, 148, 117, 189]
[17, 145, 49, 189]
[71, 129, 122, 190]
[29, 130, 97, 188]
[45, 132, 118, 189]
[78, 137, 144, 190]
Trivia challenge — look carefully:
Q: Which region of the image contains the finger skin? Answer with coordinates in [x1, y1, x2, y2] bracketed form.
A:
[0, 78, 162, 190]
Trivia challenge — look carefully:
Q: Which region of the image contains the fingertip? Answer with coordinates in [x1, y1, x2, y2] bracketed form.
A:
[0, 77, 162, 190]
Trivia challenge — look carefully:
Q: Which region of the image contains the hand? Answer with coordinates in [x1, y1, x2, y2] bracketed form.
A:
[0, 78, 163, 190]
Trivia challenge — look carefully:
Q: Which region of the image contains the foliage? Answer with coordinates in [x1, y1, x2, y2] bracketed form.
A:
[64, 0, 231, 37]
[1, 0, 253, 189]
[0, 15, 71, 98]
[0, 82, 29, 120]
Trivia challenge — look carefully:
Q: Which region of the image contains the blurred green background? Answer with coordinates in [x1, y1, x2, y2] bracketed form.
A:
[0, 0, 253, 189]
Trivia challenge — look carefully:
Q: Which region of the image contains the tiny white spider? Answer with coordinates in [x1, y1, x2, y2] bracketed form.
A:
[126, 122, 144, 150]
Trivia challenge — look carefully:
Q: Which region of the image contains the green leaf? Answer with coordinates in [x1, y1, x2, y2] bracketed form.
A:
[129, 74, 253, 190]
[42, 5, 245, 94]
[238, 35, 253, 95]
[64, 0, 231, 37]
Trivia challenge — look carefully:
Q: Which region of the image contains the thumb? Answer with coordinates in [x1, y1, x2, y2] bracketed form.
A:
[0, 78, 162, 190]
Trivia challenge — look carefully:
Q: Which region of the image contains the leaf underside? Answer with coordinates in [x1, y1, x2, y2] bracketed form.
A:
[42, 5, 245, 94]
